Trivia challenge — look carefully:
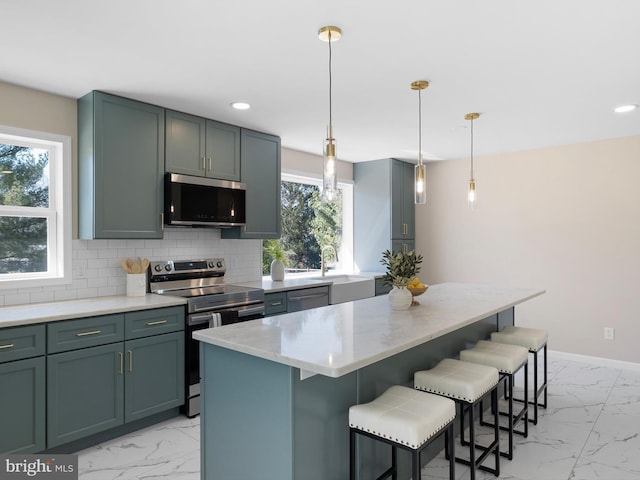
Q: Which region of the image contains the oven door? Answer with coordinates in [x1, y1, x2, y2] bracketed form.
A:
[184, 303, 264, 417]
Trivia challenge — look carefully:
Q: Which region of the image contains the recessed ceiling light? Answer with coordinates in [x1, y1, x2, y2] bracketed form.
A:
[231, 102, 251, 110]
[614, 104, 638, 113]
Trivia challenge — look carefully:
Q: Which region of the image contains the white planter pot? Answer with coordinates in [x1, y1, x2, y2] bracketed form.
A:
[270, 259, 285, 281]
[388, 285, 412, 310]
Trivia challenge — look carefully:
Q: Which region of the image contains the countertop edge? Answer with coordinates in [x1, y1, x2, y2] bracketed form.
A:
[0, 294, 187, 329]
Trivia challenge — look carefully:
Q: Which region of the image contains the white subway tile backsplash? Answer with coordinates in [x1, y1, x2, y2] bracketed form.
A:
[2, 229, 262, 307]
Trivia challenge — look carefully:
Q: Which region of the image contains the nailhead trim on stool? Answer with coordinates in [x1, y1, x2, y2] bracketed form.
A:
[460, 341, 529, 461]
[491, 326, 548, 424]
[414, 359, 500, 480]
[349, 385, 456, 480]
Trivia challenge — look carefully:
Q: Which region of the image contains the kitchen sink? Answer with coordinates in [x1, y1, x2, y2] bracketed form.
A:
[309, 274, 375, 304]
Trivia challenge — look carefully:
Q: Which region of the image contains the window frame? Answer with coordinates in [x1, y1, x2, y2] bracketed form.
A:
[0, 124, 72, 289]
[281, 170, 354, 274]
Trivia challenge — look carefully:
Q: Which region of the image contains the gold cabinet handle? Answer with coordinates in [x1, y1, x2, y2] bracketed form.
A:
[207, 157, 212, 172]
[161, 212, 164, 231]
[270, 300, 282, 306]
[146, 319, 167, 326]
[128, 350, 133, 372]
[201, 156, 206, 171]
[76, 330, 102, 337]
[0, 343, 15, 350]
[118, 352, 124, 374]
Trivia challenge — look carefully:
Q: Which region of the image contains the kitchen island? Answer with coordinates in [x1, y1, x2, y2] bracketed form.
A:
[194, 283, 544, 480]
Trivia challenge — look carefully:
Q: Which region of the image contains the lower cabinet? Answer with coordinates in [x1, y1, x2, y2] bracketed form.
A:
[265, 286, 330, 316]
[0, 357, 46, 453]
[0, 324, 46, 454]
[42, 306, 185, 450]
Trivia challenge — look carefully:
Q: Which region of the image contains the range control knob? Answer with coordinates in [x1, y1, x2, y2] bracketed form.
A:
[154, 264, 162, 272]
[208, 261, 215, 269]
[164, 264, 172, 272]
[216, 261, 223, 268]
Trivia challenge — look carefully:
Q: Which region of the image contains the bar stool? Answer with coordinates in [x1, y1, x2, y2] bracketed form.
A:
[491, 326, 548, 424]
[414, 359, 500, 480]
[349, 385, 456, 480]
[460, 340, 529, 460]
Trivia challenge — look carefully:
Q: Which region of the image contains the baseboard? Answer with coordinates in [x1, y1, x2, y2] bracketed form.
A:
[550, 350, 640, 372]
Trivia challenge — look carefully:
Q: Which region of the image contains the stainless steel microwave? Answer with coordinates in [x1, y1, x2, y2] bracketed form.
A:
[164, 173, 246, 227]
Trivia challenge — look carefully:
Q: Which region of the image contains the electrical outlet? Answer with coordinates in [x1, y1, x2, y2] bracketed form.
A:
[604, 327, 615, 340]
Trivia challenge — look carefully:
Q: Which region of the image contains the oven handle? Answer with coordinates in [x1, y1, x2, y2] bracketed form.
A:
[188, 304, 265, 326]
[191, 299, 264, 313]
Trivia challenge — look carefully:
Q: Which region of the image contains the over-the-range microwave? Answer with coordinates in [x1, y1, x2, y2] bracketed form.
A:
[164, 173, 246, 227]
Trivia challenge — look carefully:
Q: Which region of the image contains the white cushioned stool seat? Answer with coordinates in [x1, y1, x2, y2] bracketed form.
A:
[491, 325, 549, 425]
[460, 340, 528, 374]
[414, 358, 499, 402]
[491, 326, 548, 352]
[349, 385, 455, 449]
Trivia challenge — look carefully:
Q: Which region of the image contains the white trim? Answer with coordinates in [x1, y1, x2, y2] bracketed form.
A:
[0, 125, 72, 290]
[550, 350, 640, 372]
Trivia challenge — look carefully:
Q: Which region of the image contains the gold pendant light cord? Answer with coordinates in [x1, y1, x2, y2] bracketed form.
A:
[328, 29, 333, 138]
[418, 88, 423, 165]
[470, 116, 474, 179]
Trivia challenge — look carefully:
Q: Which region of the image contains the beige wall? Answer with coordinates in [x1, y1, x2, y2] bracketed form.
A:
[282, 147, 353, 181]
[0, 81, 78, 236]
[416, 135, 640, 363]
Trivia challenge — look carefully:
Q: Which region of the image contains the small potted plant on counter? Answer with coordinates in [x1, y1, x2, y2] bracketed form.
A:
[264, 239, 288, 281]
[380, 249, 424, 310]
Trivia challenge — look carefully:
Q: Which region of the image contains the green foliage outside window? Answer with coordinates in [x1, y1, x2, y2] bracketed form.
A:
[0, 143, 49, 273]
[262, 181, 342, 275]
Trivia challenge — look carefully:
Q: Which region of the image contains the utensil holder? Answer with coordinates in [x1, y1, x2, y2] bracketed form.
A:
[126, 273, 147, 297]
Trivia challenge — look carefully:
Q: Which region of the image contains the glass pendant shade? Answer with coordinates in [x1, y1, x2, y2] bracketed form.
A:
[465, 112, 480, 210]
[415, 163, 426, 204]
[323, 135, 337, 201]
[411, 80, 429, 205]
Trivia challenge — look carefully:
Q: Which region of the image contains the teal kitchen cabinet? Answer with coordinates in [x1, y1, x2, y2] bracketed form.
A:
[354, 158, 416, 272]
[166, 110, 240, 181]
[0, 324, 46, 453]
[46, 307, 184, 448]
[264, 287, 330, 316]
[264, 292, 287, 316]
[78, 91, 165, 239]
[223, 129, 281, 239]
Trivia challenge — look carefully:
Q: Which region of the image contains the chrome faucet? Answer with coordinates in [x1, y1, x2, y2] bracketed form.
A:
[320, 245, 338, 277]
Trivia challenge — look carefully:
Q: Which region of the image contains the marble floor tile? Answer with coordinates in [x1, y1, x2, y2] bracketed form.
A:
[75, 356, 640, 479]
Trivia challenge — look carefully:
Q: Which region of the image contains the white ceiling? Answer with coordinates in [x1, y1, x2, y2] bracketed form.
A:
[2, 0, 639, 163]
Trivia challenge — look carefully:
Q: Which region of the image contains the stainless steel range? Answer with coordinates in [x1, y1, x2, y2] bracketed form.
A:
[149, 258, 264, 417]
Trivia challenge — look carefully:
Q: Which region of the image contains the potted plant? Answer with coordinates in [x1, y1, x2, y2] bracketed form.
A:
[264, 240, 288, 281]
[380, 249, 423, 310]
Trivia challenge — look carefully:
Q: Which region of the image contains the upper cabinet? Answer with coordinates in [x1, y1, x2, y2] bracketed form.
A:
[353, 158, 416, 272]
[78, 91, 165, 239]
[165, 110, 240, 182]
[222, 129, 281, 239]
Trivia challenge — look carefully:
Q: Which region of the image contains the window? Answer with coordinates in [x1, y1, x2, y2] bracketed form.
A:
[0, 125, 71, 289]
[263, 173, 353, 275]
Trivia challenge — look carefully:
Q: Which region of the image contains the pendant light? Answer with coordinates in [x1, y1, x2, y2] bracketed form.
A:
[411, 80, 429, 204]
[318, 26, 342, 202]
[465, 112, 480, 209]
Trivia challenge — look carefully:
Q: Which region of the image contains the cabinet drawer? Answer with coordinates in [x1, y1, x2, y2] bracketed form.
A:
[125, 306, 185, 340]
[0, 324, 46, 363]
[264, 292, 287, 316]
[48, 314, 124, 353]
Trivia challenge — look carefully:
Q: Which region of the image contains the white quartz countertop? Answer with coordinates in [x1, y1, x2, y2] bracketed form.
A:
[234, 277, 332, 293]
[194, 283, 545, 378]
[0, 295, 187, 329]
